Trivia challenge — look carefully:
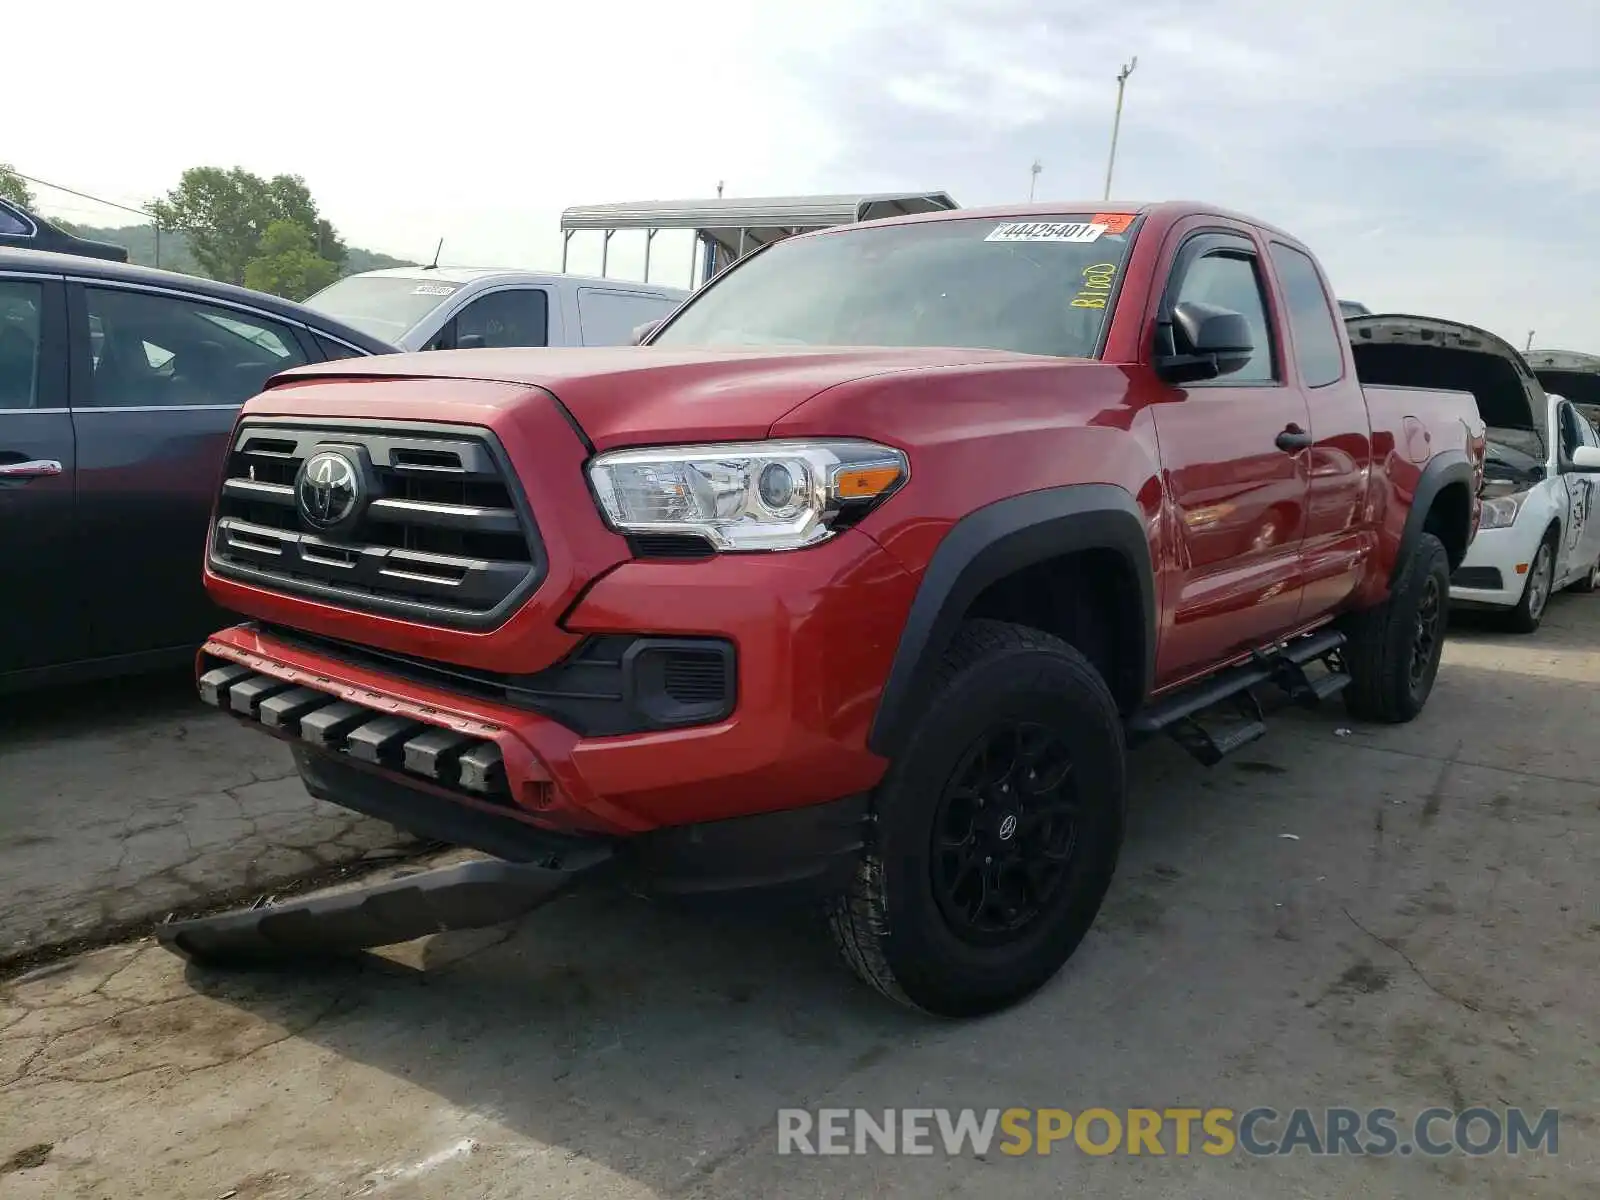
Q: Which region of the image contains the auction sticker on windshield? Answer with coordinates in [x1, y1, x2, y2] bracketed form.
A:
[986, 222, 1108, 243]
[411, 284, 457, 296]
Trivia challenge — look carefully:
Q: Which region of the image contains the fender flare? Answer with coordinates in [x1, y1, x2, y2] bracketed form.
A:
[1394, 451, 1474, 583]
[867, 484, 1157, 759]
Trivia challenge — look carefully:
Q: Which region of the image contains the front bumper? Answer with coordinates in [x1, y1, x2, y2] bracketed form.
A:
[1448, 521, 1534, 608]
[199, 527, 918, 841]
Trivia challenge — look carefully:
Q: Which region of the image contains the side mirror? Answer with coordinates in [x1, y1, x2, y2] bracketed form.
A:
[1571, 446, 1600, 471]
[631, 319, 664, 346]
[1156, 301, 1255, 385]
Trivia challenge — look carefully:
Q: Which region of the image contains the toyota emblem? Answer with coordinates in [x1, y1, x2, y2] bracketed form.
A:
[297, 450, 361, 528]
[998, 814, 1018, 841]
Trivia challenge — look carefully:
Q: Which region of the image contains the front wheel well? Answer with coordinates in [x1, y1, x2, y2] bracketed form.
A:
[1423, 480, 1473, 570]
[962, 549, 1145, 714]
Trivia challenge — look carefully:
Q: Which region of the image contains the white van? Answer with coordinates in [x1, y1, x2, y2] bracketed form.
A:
[303, 268, 689, 352]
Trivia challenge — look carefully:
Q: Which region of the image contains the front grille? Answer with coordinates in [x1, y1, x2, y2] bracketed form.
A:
[209, 419, 544, 628]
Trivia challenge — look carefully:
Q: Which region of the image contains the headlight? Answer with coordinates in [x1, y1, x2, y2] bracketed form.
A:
[587, 439, 908, 551]
[1478, 490, 1531, 530]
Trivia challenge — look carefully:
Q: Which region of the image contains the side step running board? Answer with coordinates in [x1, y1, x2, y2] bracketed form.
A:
[158, 849, 613, 967]
[1129, 627, 1349, 766]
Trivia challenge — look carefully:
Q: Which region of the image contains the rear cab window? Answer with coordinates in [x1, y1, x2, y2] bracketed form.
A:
[1270, 243, 1346, 388]
[650, 213, 1142, 358]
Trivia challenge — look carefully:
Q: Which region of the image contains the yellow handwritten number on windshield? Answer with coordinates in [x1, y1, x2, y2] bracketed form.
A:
[1071, 262, 1118, 309]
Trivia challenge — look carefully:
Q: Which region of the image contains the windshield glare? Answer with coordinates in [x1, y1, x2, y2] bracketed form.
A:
[651, 215, 1139, 358]
[303, 275, 460, 341]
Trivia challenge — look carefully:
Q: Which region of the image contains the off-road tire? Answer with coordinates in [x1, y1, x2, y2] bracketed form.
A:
[826, 619, 1126, 1017]
[1343, 532, 1451, 723]
[1504, 527, 1558, 633]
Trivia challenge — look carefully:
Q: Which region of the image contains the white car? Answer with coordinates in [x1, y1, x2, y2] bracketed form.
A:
[1452, 389, 1600, 631]
[303, 268, 688, 353]
[1347, 314, 1600, 633]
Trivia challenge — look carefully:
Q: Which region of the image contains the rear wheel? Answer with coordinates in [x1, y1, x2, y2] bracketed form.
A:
[827, 619, 1126, 1017]
[1504, 532, 1556, 633]
[1343, 532, 1451, 723]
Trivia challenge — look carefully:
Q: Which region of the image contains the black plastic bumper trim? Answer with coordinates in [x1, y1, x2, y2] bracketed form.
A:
[255, 623, 736, 737]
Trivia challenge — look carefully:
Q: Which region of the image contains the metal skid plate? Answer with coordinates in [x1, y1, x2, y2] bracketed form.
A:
[157, 851, 611, 967]
[197, 661, 506, 797]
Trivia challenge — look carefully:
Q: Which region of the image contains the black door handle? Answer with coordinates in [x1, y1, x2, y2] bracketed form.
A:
[1276, 425, 1313, 452]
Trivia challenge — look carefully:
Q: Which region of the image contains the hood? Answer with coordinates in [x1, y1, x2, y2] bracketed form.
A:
[271, 345, 1041, 448]
[1525, 348, 1600, 420]
[1345, 313, 1543, 436]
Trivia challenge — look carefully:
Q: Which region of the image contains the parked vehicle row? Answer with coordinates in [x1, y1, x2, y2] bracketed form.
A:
[166, 200, 1490, 1017]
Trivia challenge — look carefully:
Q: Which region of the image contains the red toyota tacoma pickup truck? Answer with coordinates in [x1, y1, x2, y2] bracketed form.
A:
[171, 201, 1486, 1016]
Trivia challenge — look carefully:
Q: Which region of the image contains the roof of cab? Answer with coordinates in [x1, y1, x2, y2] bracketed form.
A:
[811, 199, 1299, 241]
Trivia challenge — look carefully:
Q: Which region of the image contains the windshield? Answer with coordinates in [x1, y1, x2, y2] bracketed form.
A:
[302, 275, 460, 341]
[651, 213, 1141, 358]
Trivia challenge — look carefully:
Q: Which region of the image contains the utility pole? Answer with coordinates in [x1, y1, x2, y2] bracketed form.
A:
[1029, 160, 1042, 202]
[716, 180, 725, 198]
[1103, 56, 1138, 201]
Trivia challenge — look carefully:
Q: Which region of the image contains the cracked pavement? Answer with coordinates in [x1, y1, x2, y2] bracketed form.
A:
[3, 603, 1599, 1198]
[0, 671, 417, 960]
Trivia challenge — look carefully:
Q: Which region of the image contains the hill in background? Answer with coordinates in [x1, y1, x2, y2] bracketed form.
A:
[56, 221, 418, 278]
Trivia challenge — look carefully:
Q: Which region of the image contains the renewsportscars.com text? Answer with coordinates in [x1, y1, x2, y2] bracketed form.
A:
[776, 1106, 1560, 1158]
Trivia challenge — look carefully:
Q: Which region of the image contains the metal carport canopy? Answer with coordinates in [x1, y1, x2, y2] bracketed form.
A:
[558, 192, 959, 279]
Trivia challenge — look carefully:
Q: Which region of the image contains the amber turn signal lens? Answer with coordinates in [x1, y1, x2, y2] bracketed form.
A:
[835, 465, 903, 499]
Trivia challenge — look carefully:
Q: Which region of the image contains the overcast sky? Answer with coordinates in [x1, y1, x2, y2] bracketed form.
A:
[12, 0, 1597, 348]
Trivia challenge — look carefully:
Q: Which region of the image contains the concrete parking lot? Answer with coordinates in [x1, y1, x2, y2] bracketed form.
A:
[3, 598, 1599, 1198]
[0, 673, 417, 961]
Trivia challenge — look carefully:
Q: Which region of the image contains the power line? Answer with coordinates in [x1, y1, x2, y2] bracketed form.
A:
[11, 169, 168, 266]
[12, 171, 153, 220]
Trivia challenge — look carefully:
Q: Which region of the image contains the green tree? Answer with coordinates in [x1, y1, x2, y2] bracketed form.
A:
[151, 166, 347, 285]
[0, 164, 35, 209]
[243, 220, 340, 300]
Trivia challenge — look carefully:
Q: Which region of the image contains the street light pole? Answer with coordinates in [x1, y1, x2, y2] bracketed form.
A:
[1103, 56, 1138, 201]
[1029, 159, 1042, 202]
